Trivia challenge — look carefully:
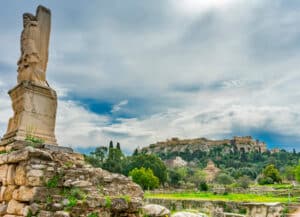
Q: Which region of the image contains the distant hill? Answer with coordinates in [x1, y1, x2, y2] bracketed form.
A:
[140, 136, 299, 180]
[141, 136, 268, 156]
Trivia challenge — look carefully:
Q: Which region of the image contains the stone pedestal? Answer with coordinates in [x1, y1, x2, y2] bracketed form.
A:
[1, 81, 57, 146]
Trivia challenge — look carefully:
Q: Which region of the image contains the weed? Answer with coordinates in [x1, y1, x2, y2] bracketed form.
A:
[46, 174, 60, 188]
[105, 196, 112, 208]
[25, 133, 44, 147]
[46, 195, 53, 204]
[97, 184, 104, 195]
[64, 161, 73, 168]
[87, 213, 99, 217]
[26, 210, 33, 217]
[122, 195, 131, 203]
[67, 195, 78, 207]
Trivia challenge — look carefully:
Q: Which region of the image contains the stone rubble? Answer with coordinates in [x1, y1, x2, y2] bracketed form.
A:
[0, 141, 143, 217]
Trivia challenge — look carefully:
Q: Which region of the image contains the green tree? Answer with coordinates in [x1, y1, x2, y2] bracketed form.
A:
[129, 167, 159, 190]
[295, 162, 300, 183]
[215, 173, 234, 185]
[237, 175, 252, 189]
[168, 169, 182, 186]
[109, 141, 113, 149]
[284, 166, 296, 181]
[123, 154, 167, 184]
[116, 142, 121, 150]
[262, 164, 282, 184]
[190, 169, 206, 187]
[133, 148, 139, 156]
[85, 146, 108, 167]
[91, 146, 108, 163]
[103, 143, 124, 173]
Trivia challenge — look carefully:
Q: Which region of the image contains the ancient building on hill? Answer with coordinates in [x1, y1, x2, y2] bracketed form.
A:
[142, 136, 267, 155]
[203, 160, 221, 183]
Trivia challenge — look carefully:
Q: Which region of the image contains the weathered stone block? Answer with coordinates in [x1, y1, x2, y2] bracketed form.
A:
[12, 186, 39, 202]
[7, 150, 29, 164]
[38, 210, 54, 217]
[6, 164, 16, 185]
[15, 163, 26, 186]
[0, 155, 8, 165]
[0, 204, 7, 215]
[7, 199, 26, 215]
[54, 211, 70, 217]
[0, 164, 8, 184]
[1, 185, 17, 201]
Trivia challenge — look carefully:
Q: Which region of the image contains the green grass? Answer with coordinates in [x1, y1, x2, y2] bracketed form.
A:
[144, 192, 297, 203]
[251, 183, 294, 190]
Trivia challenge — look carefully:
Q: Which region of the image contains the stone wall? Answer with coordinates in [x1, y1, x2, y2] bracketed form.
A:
[0, 141, 143, 216]
[145, 198, 284, 217]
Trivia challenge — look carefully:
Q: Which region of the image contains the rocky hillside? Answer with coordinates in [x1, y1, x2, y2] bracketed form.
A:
[141, 136, 267, 156]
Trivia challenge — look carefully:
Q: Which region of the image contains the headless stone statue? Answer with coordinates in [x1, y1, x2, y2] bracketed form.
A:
[17, 6, 51, 86]
[1, 5, 57, 146]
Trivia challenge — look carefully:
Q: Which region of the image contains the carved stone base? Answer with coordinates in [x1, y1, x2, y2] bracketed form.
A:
[1, 81, 57, 146]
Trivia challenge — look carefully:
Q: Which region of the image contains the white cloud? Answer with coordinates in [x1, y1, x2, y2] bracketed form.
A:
[171, 0, 242, 16]
[111, 100, 128, 113]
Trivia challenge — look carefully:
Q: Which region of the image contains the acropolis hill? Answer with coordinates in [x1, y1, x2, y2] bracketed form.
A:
[141, 136, 267, 155]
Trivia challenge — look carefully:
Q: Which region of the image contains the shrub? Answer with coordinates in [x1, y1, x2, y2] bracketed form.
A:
[258, 176, 274, 185]
[237, 175, 252, 189]
[262, 164, 282, 183]
[199, 181, 209, 191]
[295, 162, 300, 183]
[46, 175, 60, 188]
[129, 167, 159, 190]
[215, 173, 234, 185]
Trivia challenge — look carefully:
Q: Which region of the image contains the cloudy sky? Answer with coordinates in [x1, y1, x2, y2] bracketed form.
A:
[0, 0, 300, 153]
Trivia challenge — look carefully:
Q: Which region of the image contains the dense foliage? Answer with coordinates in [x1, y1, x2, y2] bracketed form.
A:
[85, 141, 299, 190]
[156, 147, 300, 181]
[85, 141, 167, 186]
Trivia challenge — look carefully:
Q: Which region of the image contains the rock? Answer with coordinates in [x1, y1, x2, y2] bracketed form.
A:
[6, 199, 25, 215]
[0, 165, 8, 184]
[165, 156, 187, 168]
[142, 204, 171, 217]
[12, 186, 42, 202]
[111, 198, 129, 212]
[6, 165, 16, 185]
[63, 180, 92, 187]
[1, 186, 17, 201]
[172, 212, 208, 217]
[0, 204, 7, 215]
[38, 210, 54, 217]
[54, 211, 70, 217]
[28, 203, 40, 215]
[14, 163, 26, 185]
[6, 150, 29, 164]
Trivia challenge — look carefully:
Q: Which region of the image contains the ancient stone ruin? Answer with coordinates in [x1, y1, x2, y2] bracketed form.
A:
[1, 6, 57, 146]
[0, 5, 143, 217]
